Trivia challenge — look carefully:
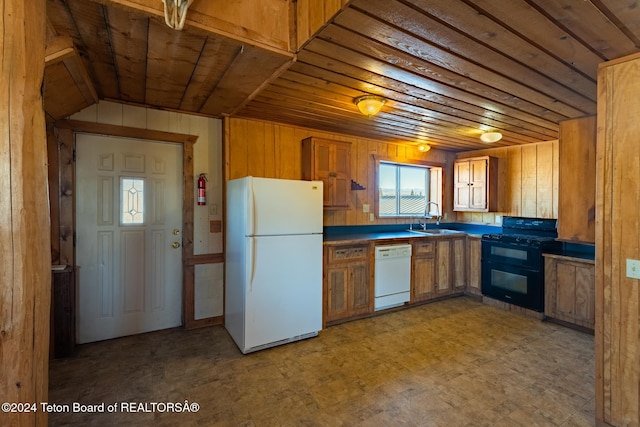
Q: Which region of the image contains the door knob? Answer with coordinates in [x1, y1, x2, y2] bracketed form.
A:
[173, 229, 181, 235]
[172, 242, 181, 249]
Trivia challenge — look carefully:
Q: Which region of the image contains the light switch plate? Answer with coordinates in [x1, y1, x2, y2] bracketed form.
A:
[370, 213, 375, 221]
[363, 204, 370, 213]
[626, 259, 640, 279]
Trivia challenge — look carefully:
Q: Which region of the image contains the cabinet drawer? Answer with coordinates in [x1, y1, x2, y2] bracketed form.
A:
[327, 244, 370, 263]
[412, 240, 435, 257]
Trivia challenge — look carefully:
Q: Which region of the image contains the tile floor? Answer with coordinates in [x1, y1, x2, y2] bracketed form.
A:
[48, 296, 595, 426]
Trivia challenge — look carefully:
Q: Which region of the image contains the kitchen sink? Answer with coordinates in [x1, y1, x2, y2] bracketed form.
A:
[407, 229, 464, 235]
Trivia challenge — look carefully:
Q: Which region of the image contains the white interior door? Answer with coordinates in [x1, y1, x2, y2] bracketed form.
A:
[76, 134, 183, 343]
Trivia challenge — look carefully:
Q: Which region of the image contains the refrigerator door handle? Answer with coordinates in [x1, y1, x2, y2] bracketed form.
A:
[247, 177, 255, 236]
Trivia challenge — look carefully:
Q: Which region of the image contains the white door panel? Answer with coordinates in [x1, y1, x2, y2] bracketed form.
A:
[76, 134, 182, 343]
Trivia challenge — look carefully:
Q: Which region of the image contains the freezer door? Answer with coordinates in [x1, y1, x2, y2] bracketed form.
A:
[244, 234, 322, 351]
[248, 177, 323, 236]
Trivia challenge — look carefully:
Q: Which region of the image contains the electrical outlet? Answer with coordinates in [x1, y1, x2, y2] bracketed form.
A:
[363, 204, 370, 213]
[627, 259, 640, 279]
[495, 215, 502, 224]
[369, 213, 375, 222]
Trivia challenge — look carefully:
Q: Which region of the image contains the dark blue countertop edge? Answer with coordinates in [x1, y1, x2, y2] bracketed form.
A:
[546, 242, 595, 260]
[324, 223, 596, 260]
[323, 222, 501, 237]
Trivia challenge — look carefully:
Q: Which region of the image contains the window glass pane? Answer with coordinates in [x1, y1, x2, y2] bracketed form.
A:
[121, 178, 144, 224]
[379, 163, 397, 216]
[399, 166, 426, 215]
[378, 161, 442, 217]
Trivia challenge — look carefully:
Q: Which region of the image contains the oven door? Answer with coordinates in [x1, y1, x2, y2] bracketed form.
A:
[481, 260, 543, 312]
[481, 240, 541, 270]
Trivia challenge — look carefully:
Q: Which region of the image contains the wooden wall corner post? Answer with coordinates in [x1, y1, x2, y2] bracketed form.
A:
[0, 0, 51, 426]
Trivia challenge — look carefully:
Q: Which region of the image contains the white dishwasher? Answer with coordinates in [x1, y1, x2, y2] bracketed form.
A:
[374, 244, 412, 311]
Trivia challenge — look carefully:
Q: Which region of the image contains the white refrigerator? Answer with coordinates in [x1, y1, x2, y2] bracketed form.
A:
[225, 176, 324, 354]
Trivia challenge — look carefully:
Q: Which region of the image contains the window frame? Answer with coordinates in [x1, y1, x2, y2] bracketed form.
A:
[373, 155, 446, 219]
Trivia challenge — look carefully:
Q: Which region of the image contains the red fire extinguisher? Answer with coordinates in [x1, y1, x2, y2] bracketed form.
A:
[197, 173, 207, 206]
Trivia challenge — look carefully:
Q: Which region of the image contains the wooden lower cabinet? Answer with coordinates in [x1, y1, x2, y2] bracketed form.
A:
[466, 236, 482, 295]
[324, 243, 373, 324]
[412, 240, 436, 302]
[544, 254, 595, 330]
[452, 238, 466, 292]
[412, 237, 466, 302]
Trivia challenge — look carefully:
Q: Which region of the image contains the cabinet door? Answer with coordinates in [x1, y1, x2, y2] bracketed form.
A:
[454, 160, 471, 210]
[453, 157, 497, 212]
[312, 141, 334, 207]
[545, 257, 595, 329]
[305, 138, 351, 209]
[469, 159, 488, 210]
[452, 238, 466, 291]
[467, 237, 482, 295]
[556, 261, 595, 327]
[349, 263, 372, 315]
[412, 256, 436, 301]
[436, 239, 451, 293]
[332, 142, 351, 208]
[325, 266, 349, 322]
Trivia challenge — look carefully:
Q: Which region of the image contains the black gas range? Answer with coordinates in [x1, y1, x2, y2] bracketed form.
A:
[481, 217, 562, 312]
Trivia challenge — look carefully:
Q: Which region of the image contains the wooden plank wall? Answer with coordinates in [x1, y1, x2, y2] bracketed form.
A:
[0, 0, 50, 425]
[455, 140, 559, 223]
[596, 52, 640, 426]
[226, 117, 456, 226]
[296, 0, 349, 49]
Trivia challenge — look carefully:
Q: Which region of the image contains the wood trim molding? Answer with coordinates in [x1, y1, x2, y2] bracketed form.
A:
[186, 253, 224, 266]
[51, 119, 214, 331]
[55, 120, 198, 145]
[187, 315, 224, 329]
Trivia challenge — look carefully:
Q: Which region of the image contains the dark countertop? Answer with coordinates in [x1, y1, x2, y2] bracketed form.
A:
[323, 222, 499, 245]
[544, 241, 595, 262]
[323, 230, 466, 245]
[322, 224, 596, 262]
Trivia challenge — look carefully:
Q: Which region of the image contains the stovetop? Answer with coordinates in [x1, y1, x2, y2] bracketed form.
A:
[482, 216, 559, 247]
[482, 233, 558, 246]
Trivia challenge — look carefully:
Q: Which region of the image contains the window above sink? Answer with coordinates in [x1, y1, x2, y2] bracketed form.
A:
[375, 157, 444, 220]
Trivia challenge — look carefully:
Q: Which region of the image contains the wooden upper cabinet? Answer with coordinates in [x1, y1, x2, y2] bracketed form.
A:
[302, 137, 351, 209]
[557, 116, 596, 243]
[453, 156, 498, 212]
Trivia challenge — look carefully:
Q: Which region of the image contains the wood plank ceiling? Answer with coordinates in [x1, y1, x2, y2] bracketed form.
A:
[45, 0, 640, 151]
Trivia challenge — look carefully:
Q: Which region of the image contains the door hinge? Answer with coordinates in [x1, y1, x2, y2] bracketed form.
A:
[73, 231, 76, 248]
[73, 148, 76, 162]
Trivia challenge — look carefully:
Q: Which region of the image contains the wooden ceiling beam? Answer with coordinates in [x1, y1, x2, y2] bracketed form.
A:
[87, 0, 294, 54]
[44, 36, 99, 118]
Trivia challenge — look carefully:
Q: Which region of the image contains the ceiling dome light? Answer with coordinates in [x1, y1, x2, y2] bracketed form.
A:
[418, 144, 431, 152]
[480, 131, 503, 143]
[354, 95, 386, 117]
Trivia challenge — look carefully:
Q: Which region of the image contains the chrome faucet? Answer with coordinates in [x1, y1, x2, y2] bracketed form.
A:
[424, 201, 441, 226]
